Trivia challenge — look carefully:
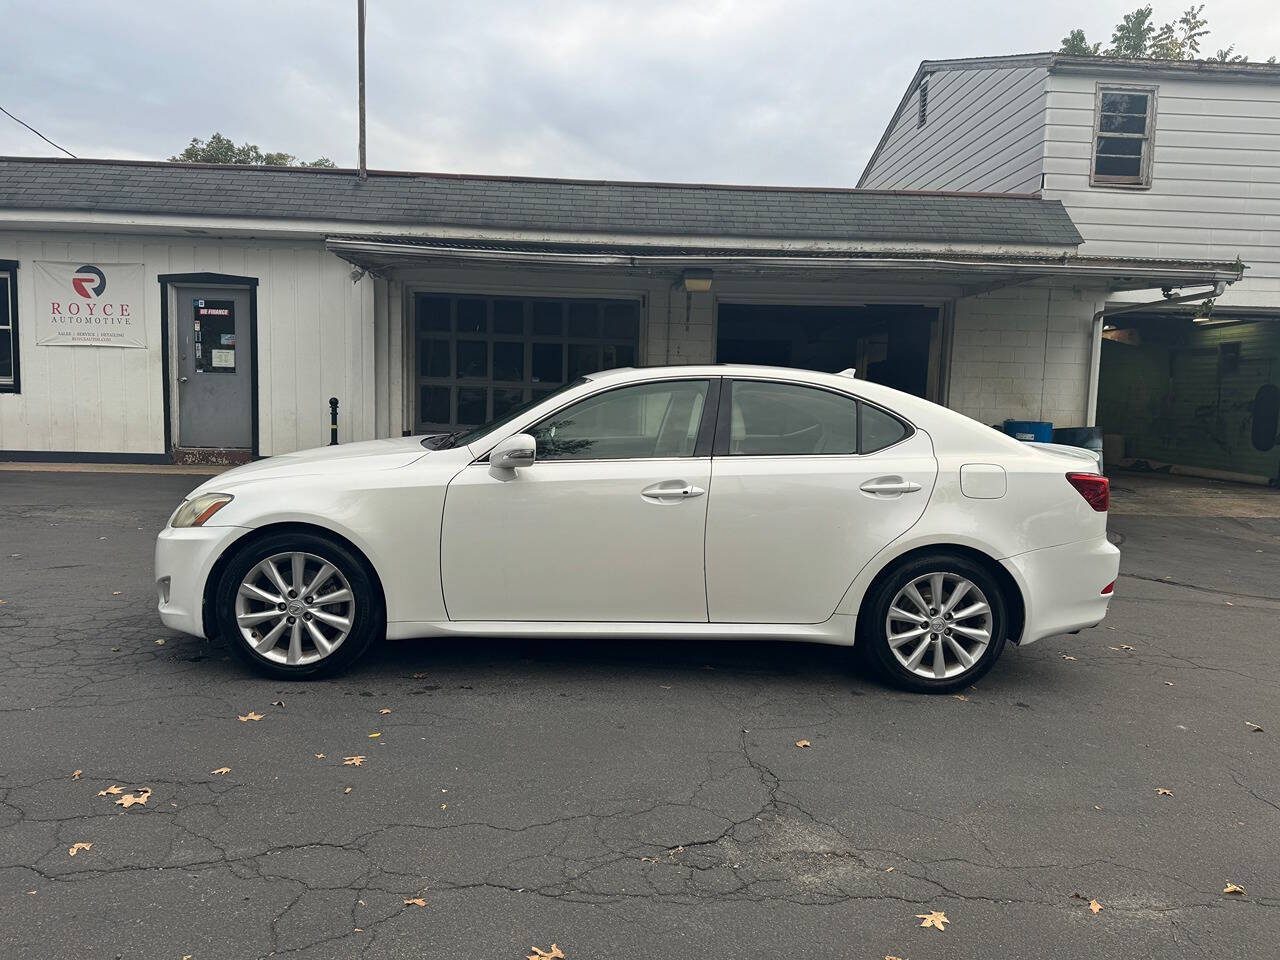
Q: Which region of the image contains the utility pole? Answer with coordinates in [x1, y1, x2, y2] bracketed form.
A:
[357, 0, 367, 180]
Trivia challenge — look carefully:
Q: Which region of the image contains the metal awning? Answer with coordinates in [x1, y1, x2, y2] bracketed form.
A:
[326, 235, 1244, 295]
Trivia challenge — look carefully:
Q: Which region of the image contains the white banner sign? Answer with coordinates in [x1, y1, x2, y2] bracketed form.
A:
[33, 260, 146, 347]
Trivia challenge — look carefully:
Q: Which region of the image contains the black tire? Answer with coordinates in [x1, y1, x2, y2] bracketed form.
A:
[213, 530, 384, 680]
[856, 552, 1009, 694]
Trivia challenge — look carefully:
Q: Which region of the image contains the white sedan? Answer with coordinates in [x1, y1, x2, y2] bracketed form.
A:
[156, 365, 1118, 693]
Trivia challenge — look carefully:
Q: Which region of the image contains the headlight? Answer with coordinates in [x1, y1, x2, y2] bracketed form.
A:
[170, 493, 235, 528]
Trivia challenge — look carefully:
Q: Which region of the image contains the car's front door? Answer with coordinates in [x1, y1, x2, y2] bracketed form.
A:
[440, 377, 716, 622]
[704, 378, 937, 623]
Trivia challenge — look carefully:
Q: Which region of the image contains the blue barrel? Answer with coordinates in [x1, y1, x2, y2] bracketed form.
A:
[1003, 419, 1054, 443]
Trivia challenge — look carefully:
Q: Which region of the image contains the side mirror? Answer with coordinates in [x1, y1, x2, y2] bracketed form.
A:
[489, 433, 536, 478]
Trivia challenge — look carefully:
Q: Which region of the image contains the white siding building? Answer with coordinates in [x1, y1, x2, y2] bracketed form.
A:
[860, 54, 1280, 481]
[860, 53, 1280, 310]
[0, 157, 1240, 464]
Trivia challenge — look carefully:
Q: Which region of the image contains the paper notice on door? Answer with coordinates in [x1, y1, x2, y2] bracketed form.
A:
[210, 348, 235, 369]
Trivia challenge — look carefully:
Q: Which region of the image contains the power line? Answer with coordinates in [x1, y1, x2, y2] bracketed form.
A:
[0, 103, 77, 158]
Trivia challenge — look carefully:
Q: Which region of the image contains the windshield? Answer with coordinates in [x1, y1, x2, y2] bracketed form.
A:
[421, 378, 588, 450]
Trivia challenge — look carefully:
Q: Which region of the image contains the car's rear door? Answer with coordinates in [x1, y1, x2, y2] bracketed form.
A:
[704, 378, 937, 624]
[441, 377, 717, 622]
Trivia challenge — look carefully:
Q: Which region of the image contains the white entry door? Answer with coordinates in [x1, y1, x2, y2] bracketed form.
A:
[441, 378, 714, 622]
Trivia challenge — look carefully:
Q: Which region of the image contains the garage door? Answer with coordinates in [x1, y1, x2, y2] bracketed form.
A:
[413, 293, 640, 433]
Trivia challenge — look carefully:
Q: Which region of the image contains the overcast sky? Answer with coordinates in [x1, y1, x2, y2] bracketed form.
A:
[2, 1, 1278, 186]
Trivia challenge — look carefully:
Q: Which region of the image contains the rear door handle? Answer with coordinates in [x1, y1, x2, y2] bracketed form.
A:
[860, 476, 922, 496]
[641, 480, 706, 503]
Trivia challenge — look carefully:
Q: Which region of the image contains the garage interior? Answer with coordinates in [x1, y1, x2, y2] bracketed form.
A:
[715, 303, 938, 398]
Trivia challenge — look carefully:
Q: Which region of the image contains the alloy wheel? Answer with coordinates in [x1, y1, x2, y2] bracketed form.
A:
[885, 571, 992, 680]
[233, 552, 355, 666]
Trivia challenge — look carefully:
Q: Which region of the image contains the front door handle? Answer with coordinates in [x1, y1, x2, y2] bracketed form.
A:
[860, 476, 922, 496]
[641, 480, 706, 503]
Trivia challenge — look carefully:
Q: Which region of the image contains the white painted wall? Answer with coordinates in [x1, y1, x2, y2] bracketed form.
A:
[1042, 71, 1280, 308]
[0, 231, 376, 456]
[860, 64, 1049, 194]
[949, 283, 1098, 428]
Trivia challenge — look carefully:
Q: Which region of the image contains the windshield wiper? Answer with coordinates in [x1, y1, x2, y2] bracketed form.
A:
[421, 431, 464, 450]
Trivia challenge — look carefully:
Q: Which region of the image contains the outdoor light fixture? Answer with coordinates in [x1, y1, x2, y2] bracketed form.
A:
[680, 269, 713, 293]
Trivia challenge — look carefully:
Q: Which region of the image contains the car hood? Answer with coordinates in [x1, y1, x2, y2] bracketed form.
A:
[191, 436, 432, 493]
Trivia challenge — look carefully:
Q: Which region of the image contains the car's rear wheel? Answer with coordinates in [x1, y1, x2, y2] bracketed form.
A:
[214, 531, 383, 679]
[858, 552, 1008, 693]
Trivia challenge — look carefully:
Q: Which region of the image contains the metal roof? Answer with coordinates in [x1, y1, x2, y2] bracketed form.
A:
[0, 156, 1083, 248]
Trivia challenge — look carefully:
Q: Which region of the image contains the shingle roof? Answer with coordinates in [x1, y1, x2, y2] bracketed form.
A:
[0, 157, 1083, 248]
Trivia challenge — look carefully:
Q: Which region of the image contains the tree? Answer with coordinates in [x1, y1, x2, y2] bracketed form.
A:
[1059, 4, 1273, 62]
[170, 133, 335, 168]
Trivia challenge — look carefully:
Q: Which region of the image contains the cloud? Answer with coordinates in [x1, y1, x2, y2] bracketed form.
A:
[2, 0, 1278, 185]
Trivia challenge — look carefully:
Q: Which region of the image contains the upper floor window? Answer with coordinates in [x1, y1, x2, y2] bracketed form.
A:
[1091, 85, 1157, 188]
[0, 262, 18, 393]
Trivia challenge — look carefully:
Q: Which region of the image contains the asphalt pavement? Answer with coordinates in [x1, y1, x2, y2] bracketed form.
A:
[1, 468, 1277, 959]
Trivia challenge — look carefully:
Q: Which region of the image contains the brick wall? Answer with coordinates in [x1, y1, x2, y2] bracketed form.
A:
[949, 284, 1102, 429]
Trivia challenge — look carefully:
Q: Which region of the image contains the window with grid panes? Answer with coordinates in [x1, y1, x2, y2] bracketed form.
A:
[1091, 86, 1156, 187]
[0, 268, 17, 392]
[413, 293, 640, 432]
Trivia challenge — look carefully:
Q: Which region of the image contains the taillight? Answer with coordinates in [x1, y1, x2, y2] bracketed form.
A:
[1101, 580, 1115, 596]
[1066, 472, 1110, 512]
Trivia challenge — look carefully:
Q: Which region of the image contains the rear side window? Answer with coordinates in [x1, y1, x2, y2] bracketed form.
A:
[722, 380, 911, 456]
[860, 402, 909, 453]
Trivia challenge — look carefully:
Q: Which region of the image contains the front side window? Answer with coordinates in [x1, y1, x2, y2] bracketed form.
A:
[529, 379, 710, 461]
[0, 265, 17, 392]
[1092, 86, 1156, 187]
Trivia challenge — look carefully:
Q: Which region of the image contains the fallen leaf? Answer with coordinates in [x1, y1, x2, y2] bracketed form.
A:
[441, 803, 447, 809]
[527, 945, 565, 960]
[68, 842, 92, 857]
[403, 897, 426, 907]
[238, 711, 264, 722]
[314, 753, 326, 759]
[885, 956, 905, 960]
[1245, 722, 1264, 733]
[344, 787, 352, 794]
[368, 732, 381, 739]
[953, 694, 969, 701]
[916, 910, 949, 931]
[271, 700, 285, 708]
[112, 591, 122, 596]
[154, 638, 166, 645]
[211, 767, 231, 776]
[71, 769, 82, 780]
[343, 756, 366, 766]
[886, 866, 895, 872]
[1120, 644, 1135, 652]
[1224, 882, 1246, 895]
[380, 708, 392, 715]
[795, 739, 811, 748]
[1163, 681, 1174, 686]
[412, 672, 428, 679]
[97, 785, 123, 797]
[1062, 655, 1078, 662]
[115, 787, 152, 809]
[1089, 899, 1102, 914]
[1156, 787, 1173, 796]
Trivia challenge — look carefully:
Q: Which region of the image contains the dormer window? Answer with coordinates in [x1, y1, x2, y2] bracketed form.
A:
[1091, 85, 1157, 188]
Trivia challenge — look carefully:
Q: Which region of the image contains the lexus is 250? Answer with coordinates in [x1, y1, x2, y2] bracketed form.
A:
[156, 365, 1118, 693]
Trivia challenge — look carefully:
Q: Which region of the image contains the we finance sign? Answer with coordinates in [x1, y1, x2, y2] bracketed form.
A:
[34, 260, 146, 347]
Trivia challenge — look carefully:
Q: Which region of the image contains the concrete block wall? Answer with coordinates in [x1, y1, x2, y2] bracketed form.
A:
[949, 284, 1101, 429]
[644, 286, 715, 365]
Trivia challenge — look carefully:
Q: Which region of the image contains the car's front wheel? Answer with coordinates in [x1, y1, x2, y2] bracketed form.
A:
[858, 552, 1009, 693]
[214, 531, 383, 679]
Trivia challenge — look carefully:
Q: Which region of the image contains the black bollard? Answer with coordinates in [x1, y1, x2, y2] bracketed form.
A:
[329, 397, 339, 445]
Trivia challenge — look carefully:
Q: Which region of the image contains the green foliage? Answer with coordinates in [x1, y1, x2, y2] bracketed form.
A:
[1059, 4, 1272, 62]
[170, 133, 335, 168]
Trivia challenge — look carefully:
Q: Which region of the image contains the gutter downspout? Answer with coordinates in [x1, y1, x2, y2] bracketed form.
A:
[1085, 281, 1227, 426]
